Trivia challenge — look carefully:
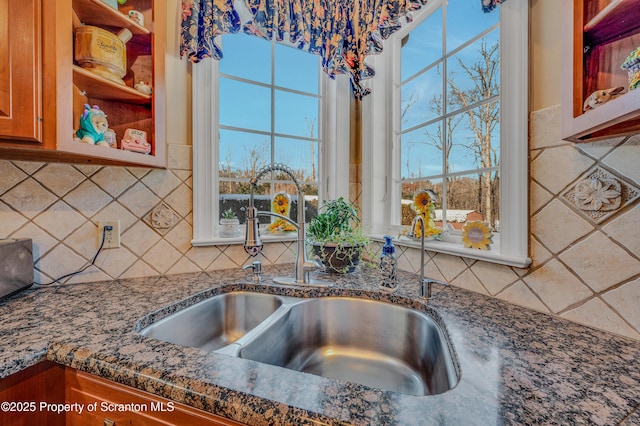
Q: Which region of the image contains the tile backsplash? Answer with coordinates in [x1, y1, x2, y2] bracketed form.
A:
[1, 105, 639, 341]
[392, 105, 640, 341]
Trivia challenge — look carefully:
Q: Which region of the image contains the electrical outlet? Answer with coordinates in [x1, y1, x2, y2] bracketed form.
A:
[98, 220, 120, 249]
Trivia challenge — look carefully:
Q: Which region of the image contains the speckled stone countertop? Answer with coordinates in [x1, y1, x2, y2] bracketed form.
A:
[1, 265, 640, 425]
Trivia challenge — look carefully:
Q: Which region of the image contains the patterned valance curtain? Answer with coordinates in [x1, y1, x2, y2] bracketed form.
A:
[180, 0, 507, 98]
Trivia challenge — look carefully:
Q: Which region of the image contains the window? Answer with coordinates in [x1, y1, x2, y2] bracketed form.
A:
[362, 0, 530, 267]
[192, 35, 351, 245]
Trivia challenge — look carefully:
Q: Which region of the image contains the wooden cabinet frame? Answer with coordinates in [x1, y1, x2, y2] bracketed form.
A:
[0, 0, 166, 168]
[562, 0, 640, 142]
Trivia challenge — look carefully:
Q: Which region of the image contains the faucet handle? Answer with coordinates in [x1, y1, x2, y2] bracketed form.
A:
[303, 256, 323, 272]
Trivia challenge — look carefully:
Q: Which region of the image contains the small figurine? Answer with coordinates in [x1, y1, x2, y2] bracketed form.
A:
[75, 104, 109, 147]
[128, 10, 144, 26]
[121, 128, 151, 154]
[134, 81, 152, 95]
[583, 87, 625, 111]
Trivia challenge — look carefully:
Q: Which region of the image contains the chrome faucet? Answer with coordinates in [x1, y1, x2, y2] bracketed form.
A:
[244, 163, 327, 286]
[409, 215, 448, 299]
[409, 215, 431, 299]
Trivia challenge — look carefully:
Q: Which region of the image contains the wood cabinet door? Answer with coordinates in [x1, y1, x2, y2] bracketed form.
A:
[0, 0, 42, 142]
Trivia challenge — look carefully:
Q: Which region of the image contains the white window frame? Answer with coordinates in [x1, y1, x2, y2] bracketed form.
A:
[362, 0, 530, 268]
[191, 47, 351, 246]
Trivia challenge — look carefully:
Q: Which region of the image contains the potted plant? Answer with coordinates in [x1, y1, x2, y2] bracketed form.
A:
[306, 197, 370, 273]
[219, 208, 240, 238]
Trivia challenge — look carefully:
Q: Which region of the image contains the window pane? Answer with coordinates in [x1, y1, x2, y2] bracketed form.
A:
[274, 137, 318, 184]
[219, 78, 271, 131]
[219, 129, 271, 178]
[447, 101, 500, 173]
[401, 8, 443, 81]
[275, 44, 319, 94]
[275, 90, 318, 137]
[445, 171, 499, 230]
[400, 180, 443, 226]
[220, 35, 271, 84]
[446, 31, 500, 115]
[401, 123, 443, 179]
[446, 0, 499, 53]
[401, 64, 443, 130]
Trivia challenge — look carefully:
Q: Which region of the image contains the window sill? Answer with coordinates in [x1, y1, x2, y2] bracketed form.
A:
[370, 234, 531, 269]
[192, 232, 298, 247]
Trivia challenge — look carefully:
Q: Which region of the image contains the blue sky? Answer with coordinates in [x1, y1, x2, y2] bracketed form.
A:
[216, 0, 499, 182]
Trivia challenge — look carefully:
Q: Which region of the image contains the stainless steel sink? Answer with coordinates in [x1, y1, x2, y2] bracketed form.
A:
[139, 291, 283, 351]
[237, 297, 458, 396]
[139, 292, 459, 396]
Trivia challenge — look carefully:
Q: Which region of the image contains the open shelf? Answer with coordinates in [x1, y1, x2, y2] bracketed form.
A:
[73, 66, 151, 104]
[584, 0, 640, 46]
[562, 0, 640, 143]
[72, 0, 150, 35]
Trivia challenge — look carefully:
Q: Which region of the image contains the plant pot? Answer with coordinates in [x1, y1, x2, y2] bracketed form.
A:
[312, 242, 364, 274]
[219, 218, 240, 238]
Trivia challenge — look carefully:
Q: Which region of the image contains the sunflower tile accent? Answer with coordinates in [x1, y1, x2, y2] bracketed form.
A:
[562, 166, 640, 224]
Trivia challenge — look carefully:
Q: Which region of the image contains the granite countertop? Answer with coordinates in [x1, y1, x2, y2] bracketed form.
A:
[1, 264, 640, 425]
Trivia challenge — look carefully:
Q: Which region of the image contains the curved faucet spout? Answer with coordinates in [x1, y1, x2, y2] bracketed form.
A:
[244, 163, 325, 285]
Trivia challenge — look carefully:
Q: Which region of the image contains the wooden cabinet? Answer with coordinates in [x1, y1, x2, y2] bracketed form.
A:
[1, 363, 245, 425]
[562, 0, 640, 142]
[0, 0, 165, 167]
[0, 361, 65, 426]
[0, 0, 42, 142]
[65, 368, 244, 426]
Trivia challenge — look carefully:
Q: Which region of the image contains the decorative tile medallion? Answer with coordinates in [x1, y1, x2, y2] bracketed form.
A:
[144, 202, 177, 234]
[563, 166, 640, 223]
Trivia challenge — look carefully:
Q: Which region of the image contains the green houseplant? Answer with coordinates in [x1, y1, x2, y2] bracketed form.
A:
[306, 197, 370, 273]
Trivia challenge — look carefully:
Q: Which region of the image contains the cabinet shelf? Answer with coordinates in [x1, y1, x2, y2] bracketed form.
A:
[0, 0, 165, 168]
[584, 0, 640, 46]
[72, 0, 150, 35]
[562, 0, 640, 143]
[73, 65, 151, 104]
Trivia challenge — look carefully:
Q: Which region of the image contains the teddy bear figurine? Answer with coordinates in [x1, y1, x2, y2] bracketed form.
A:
[75, 104, 109, 147]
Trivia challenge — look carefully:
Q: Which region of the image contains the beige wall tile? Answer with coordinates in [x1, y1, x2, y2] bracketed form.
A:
[143, 240, 183, 274]
[602, 278, 640, 333]
[523, 259, 593, 313]
[602, 135, 640, 185]
[2, 179, 57, 219]
[497, 281, 550, 314]
[561, 298, 640, 340]
[531, 199, 594, 254]
[471, 262, 519, 295]
[63, 180, 113, 217]
[90, 167, 138, 198]
[603, 205, 640, 255]
[529, 105, 562, 150]
[0, 161, 27, 193]
[560, 232, 640, 293]
[33, 164, 85, 197]
[118, 182, 161, 218]
[32, 201, 84, 240]
[530, 145, 595, 194]
[451, 269, 488, 295]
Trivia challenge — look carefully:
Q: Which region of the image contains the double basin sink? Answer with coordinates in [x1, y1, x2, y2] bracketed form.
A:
[138, 291, 459, 396]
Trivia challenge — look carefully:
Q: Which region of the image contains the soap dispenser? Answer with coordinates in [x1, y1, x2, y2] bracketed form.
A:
[379, 235, 398, 292]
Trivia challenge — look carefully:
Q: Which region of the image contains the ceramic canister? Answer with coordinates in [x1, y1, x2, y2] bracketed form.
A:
[75, 26, 128, 85]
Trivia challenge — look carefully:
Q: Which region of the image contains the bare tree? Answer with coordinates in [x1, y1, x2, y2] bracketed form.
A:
[448, 40, 499, 226]
[410, 40, 500, 227]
